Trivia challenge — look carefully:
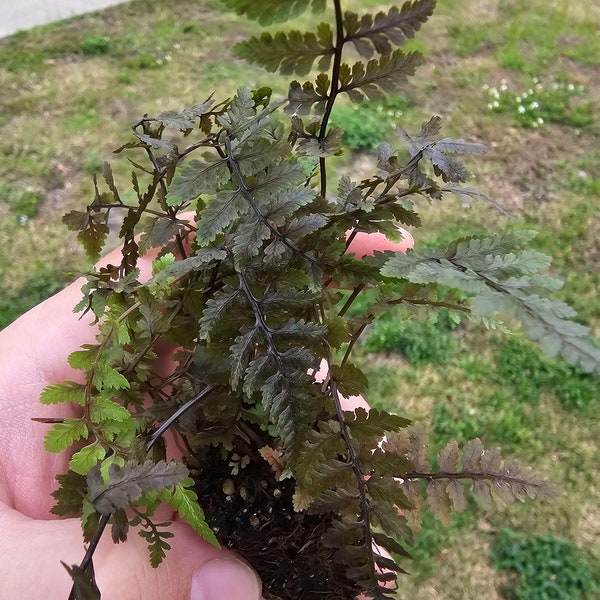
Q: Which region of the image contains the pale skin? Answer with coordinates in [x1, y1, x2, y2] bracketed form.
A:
[0, 230, 411, 599]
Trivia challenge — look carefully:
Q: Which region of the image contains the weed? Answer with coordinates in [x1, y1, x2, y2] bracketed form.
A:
[494, 337, 554, 403]
[0, 265, 63, 329]
[182, 23, 206, 35]
[558, 152, 600, 198]
[485, 78, 593, 129]
[0, 184, 43, 221]
[365, 314, 456, 367]
[81, 35, 111, 55]
[125, 52, 169, 70]
[0, 44, 47, 73]
[495, 2, 569, 74]
[64, 108, 103, 133]
[116, 70, 133, 85]
[491, 528, 597, 600]
[486, 391, 543, 453]
[404, 508, 474, 579]
[449, 23, 494, 57]
[553, 372, 600, 414]
[361, 365, 405, 413]
[432, 401, 480, 447]
[329, 95, 410, 151]
[83, 149, 104, 175]
[494, 338, 600, 413]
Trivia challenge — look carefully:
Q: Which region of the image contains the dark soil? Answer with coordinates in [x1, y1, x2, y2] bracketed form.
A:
[191, 438, 360, 600]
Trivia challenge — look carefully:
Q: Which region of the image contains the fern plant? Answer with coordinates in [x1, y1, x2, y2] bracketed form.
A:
[40, 1, 600, 599]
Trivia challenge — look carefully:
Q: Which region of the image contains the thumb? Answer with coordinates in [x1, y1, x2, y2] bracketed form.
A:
[0, 501, 262, 600]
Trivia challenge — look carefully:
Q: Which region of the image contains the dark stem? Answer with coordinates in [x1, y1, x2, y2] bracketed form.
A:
[338, 285, 365, 317]
[237, 270, 280, 355]
[131, 122, 190, 259]
[340, 321, 369, 369]
[67, 514, 110, 600]
[405, 470, 546, 489]
[146, 385, 215, 451]
[318, 0, 345, 198]
[223, 136, 319, 267]
[388, 297, 471, 313]
[326, 351, 380, 590]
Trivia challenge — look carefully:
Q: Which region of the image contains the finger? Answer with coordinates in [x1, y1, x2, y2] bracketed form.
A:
[345, 227, 414, 259]
[0, 500, 261, 600]
[313, 359, 370, 412]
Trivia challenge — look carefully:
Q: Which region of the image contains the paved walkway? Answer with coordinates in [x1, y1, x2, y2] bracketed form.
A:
[0, 0, 129, 38]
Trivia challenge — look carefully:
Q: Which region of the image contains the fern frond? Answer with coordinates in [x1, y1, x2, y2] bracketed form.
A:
[381, 233, 600, 373]
[220, 0, 326, 25]
[323, 516, 400, 600]
[88, 460, 188, 515]
[344, 0, 436, 58]
[155, 99, 214, 131]
[235, 24, 334, 76]
[338, 50, 423, 102]
[167, 155, 229, 205]
[295, 420, 346, 493]
[399, 116, 487, 182]
[198, 286, 244, 342]
[286, 73, 331, 115]
[195, 188, 249, 245]
[396, 437, 558, 525]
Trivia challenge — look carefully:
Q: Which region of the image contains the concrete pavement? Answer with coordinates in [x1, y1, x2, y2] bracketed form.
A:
[0, 0, 129, 38]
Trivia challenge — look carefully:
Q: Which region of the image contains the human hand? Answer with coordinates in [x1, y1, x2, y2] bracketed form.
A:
[0, 245, 262, 600]
[0, 226, 411, 599]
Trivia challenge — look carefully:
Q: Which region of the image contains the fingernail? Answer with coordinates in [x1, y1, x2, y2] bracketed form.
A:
[191, 558, 262, 600]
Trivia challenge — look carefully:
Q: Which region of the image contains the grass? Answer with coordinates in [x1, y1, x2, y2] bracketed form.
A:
[490, 529, 598, 600]
[0, 0, 599, 597]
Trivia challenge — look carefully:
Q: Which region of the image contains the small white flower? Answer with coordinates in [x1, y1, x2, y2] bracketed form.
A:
[537, 117, 544, 124]
[491, 88, 500, 98]
[527, 88, 534, 95]
[515, 96, 522, 102]
[487, 103, 494, 110]
[532, 76, 540, 84]
[530, 101, 539, 109]
[500, 83, 508, 91]
[492, 100, 500, 108]
[568, 83, 575, 91]
[552, 82, 559, 90]
[518, 105, 526, 114]
[174, 43, 181, 49]
[19, 215, 29, 226]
